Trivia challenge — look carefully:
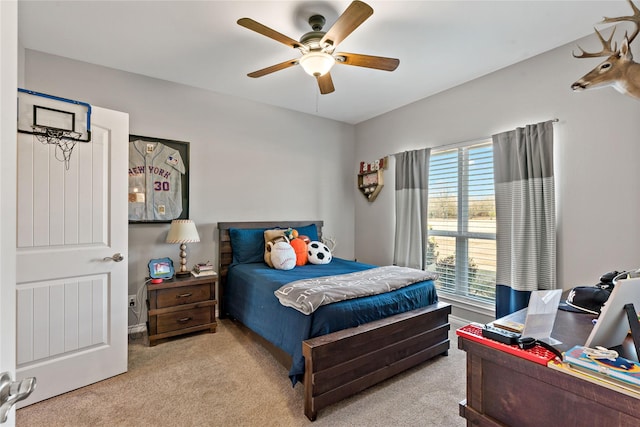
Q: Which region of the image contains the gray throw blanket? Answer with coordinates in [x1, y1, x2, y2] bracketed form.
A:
[274, 265, 438, 315]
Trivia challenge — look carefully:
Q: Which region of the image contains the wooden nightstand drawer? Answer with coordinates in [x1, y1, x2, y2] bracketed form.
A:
[156, 306, 212, 334]
[154, 284, 210, 308]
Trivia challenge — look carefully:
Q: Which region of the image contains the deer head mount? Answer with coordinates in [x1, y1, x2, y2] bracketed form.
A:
[571, 0, 640, 99]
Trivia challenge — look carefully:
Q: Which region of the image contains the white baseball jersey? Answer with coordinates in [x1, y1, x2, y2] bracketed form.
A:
[129, 140, 185, 221]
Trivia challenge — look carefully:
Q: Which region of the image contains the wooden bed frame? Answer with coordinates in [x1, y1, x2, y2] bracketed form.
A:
[217, 221, 451, 421]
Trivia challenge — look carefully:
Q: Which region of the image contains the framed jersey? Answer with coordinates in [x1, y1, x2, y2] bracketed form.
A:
[128, 135, 190, 223]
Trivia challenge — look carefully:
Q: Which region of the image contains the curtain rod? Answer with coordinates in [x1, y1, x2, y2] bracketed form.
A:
[391, 118, 559, 157]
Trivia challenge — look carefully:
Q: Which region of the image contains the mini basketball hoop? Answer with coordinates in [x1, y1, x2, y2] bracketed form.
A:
[30, 125, 83, 169]
[17, 89, 92, 170]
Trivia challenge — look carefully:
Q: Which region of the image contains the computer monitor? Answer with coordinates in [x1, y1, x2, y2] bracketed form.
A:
[585, 276, 640, 360]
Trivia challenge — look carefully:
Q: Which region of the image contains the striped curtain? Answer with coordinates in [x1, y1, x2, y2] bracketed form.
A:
[493, 121, 556, 318]
[393, 149, 430, 269]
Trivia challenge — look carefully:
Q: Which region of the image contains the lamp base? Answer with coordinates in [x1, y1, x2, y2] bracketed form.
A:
[175, 270, 191, 278]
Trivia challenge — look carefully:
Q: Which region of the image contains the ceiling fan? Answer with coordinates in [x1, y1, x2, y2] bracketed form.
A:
[237, 0, 399, 95]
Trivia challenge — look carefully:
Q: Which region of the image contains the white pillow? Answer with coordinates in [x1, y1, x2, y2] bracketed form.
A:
[307, 241, 332, 265]
[270, 241, 296, 270]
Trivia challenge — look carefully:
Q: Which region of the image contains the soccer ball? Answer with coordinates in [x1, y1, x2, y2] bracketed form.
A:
[270, 241, 296, 270]
[307, 241, 332, 265]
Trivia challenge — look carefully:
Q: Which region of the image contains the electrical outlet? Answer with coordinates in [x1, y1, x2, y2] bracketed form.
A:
[128, 295, 136, 308]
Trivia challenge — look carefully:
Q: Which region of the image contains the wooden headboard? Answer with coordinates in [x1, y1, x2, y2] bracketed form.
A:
[216, 220, 323, 318]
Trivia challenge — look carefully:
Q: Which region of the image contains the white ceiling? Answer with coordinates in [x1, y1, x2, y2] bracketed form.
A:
[17, 1, 634, 124]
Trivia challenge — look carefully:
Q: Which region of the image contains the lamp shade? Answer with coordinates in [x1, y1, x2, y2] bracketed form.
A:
[299, 51, 335, 77]
[166, 219, 200, 244]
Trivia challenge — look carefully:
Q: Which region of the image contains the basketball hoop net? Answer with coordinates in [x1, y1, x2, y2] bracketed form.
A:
[32, 126, 82, 170]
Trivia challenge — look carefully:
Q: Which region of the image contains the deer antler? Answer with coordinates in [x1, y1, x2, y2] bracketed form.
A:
[573, 0, 640, 58]
[572, 27, 618, 58]
[602, 0, 640, 44]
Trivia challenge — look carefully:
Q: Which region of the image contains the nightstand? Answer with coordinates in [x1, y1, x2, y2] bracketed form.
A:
[146, 273, 217, 346]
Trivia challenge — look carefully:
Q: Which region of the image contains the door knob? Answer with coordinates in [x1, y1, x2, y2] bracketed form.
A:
[103, 253, 124, 262]
[0, 372, 36, 423]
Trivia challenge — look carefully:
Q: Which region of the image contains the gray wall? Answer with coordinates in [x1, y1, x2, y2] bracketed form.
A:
[354, 34, 640, 322]
[23, 30, 640, 327]
[23, 50, 356, 328]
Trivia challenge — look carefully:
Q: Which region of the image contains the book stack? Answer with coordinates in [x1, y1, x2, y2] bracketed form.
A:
[548, 345, 640, 397]
[492, 319, 524, 334]
[192, 262, 215, 277]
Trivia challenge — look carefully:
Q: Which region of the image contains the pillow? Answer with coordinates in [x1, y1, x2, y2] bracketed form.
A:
[264, 229, 288, 268]
[307, 241, 332, 264]
[295, 224, 319, 242]
[290, 238, 308, 266]
[270, 241, 296, 270]
[229, 228, 266, 264]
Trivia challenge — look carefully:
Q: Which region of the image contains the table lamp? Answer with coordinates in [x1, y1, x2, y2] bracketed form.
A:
[166, 219, 200, 277]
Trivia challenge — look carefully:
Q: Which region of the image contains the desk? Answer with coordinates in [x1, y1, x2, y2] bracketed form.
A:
[458, 309, 640, 426]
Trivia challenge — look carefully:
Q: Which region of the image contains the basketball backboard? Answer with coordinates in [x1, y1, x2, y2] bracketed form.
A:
[17, 88, 91, 142]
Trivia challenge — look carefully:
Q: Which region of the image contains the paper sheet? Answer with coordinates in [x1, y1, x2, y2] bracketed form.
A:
[523, 289, 563, 344]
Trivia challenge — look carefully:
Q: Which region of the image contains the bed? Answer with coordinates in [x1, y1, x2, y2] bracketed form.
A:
[217, 220, 451, 421]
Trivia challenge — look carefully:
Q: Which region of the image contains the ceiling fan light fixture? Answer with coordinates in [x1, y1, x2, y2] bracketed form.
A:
[299, 51, 335, 77]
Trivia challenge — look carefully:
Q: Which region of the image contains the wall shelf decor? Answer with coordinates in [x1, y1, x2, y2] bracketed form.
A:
[358, 157, 387, 202]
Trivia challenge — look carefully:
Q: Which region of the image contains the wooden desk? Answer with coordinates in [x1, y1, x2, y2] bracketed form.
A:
[458, 309, 640, 426]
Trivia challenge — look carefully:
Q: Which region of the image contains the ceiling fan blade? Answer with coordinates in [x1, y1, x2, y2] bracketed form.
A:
[238, 18, 303, 50]
[247, 59, 299, 78]
[335, 52, 399, 71]
[317, 73, 335, 94]
[320, 1, 373, 49]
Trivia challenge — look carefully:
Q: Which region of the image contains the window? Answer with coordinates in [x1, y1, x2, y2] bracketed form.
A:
[426, 141, 496, 304]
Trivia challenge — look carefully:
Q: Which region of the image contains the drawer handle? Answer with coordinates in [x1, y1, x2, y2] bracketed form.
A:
[176, 293, 192, 298]
[177, 317, 191, 323]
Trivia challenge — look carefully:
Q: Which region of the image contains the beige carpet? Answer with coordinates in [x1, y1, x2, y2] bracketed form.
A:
[17, 319, 466, 426]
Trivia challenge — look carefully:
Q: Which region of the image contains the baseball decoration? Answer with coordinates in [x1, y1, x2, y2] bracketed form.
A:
[359, 157, 387, 174]
[271, 241, 296, 270]
[307, 241, 332, 265]
[129, 139, 185, 221]
[358, 157, 387, 203]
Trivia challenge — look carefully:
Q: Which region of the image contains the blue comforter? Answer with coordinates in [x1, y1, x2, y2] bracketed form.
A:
[224, 258, 438, 384]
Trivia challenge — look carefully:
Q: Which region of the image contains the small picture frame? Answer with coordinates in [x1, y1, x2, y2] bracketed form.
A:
[148, 257, 175, 279]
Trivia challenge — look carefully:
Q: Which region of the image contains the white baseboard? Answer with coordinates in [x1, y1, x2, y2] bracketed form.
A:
[449, 314, 470, 330]
[128, 324, 146, 335]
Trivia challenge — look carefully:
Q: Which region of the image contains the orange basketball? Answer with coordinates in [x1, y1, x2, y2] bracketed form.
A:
[290, 238, 308, 266]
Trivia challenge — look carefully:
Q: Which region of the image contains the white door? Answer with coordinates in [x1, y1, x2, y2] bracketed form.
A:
[1, 1, 19, 424]
[15, 105, 129, 406]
